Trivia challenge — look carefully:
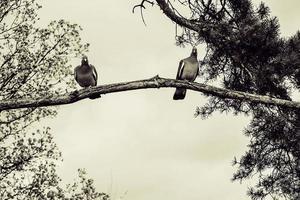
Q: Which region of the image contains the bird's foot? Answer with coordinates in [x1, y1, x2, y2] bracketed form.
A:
[70, 90, 79, 99]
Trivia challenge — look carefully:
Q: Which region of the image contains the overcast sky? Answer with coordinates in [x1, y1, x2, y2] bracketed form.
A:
[38, 1, 300, 200]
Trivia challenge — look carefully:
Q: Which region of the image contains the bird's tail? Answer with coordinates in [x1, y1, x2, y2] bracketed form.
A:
[89, 93, 101, 100]
[173, 88, 186, 100]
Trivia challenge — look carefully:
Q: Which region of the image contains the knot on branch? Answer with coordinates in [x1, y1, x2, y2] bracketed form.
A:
[150, 74, 160, 80]
[150, 74, 161, 88]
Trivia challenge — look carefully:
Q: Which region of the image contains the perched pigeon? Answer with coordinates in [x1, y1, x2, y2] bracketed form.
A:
[75, 56, 100, 99]
[173, 47, 199, 100]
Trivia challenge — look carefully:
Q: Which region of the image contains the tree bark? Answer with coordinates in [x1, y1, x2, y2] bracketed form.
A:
[0, 76, 299, 111]
[155, 0, 218, 33]
[155, 0, 200, 32]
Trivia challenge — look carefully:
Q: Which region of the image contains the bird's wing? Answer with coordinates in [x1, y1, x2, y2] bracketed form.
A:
[74, 65, 80, 82]
[196, 61, 200, 76]
[91, 65, 98, 85]
[176, 60, 185, 80]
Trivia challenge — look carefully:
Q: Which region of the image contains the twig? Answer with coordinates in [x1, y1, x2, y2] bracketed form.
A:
[132, 0, 154, 25]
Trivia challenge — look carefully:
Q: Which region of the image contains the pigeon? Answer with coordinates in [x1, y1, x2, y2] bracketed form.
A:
[74, 56, 100, 99]
[173, 47, 199, 100]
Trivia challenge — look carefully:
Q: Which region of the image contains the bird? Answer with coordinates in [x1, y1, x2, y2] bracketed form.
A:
[173, 47, 199, 100]
[74, 56, 100, 99]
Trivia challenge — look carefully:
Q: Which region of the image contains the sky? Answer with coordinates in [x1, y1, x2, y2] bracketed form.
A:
[37, 1, 300, 200]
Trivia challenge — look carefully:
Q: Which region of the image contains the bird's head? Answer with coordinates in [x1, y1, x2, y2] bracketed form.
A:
[81, 56, 89, 65]
[191, 47, 197, 57]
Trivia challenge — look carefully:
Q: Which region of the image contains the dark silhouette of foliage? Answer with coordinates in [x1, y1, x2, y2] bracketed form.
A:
[139, 0, 300, 199]
[0, 0, 108, 199]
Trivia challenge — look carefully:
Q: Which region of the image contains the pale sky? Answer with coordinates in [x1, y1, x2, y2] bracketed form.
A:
[38, 1, 300, 200]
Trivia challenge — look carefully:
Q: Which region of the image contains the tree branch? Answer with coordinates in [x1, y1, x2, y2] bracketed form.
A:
[155, 0, 226, 33]
[0, 76, 299, 112]
[156, 0, 201, 32]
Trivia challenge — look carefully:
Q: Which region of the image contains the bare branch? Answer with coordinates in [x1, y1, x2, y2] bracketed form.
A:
[132, 0, 154, 25]
[0, 76, 299, 112]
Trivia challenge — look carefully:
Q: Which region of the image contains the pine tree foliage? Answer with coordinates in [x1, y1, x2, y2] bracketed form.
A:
[148, 0, 300, 199]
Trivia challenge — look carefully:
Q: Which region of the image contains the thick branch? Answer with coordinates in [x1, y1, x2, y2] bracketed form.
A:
[155, 0, 223, 33]
[156, 0, 201, 32]
[0, 76, 300, 112]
